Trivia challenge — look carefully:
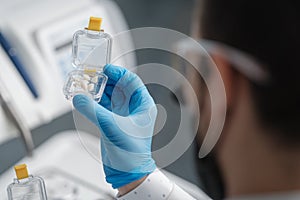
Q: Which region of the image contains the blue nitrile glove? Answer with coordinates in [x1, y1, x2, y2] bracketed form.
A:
[72, 64, 157, 189]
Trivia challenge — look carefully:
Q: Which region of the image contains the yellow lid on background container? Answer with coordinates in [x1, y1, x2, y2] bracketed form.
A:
[14, 164, 29, 180]
[87, 17, 102, 31]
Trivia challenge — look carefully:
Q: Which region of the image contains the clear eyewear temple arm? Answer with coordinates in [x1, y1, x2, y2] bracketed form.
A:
[199, 39, 271, 85]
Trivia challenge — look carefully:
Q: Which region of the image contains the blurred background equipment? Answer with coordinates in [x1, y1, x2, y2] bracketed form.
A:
[0, 79, 34, 156]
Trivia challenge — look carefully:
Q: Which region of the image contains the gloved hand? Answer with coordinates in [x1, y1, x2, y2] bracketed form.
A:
[72, 64, 157, 189]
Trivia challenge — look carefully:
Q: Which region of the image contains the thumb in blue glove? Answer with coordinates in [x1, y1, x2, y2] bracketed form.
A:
[73, 64, 157, 189]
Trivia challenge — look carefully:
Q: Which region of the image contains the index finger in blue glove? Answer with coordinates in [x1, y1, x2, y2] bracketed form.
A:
[73, 94, 113, 128]
[73, 94, 150, 145]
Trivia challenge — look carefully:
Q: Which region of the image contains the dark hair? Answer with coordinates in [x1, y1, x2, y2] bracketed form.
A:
[200, 0, 300, 145]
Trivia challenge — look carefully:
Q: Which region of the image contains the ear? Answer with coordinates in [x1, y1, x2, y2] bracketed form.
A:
[211, 54, 236, 107]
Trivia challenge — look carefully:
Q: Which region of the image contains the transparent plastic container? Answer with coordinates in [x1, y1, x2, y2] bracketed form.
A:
[7, 164, 47, 200]
[63, 17, 112, 102]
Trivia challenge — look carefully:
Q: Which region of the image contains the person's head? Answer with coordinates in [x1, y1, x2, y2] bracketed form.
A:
[193, 0, 300, 198]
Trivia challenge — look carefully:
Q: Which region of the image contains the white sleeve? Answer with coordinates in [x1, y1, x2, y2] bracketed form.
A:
[116, 169, 209, 200]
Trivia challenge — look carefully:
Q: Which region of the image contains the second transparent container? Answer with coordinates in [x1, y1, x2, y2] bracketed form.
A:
[7, 164, 47, 200]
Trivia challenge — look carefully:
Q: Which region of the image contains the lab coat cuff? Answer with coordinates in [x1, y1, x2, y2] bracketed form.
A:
[116, 169, 174, 200]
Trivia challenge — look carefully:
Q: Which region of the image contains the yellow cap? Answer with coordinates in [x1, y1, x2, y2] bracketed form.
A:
[14, 164, 29, 180]
[87, 17, 102, 31]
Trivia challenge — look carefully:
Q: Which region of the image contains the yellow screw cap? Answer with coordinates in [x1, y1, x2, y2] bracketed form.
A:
[14, 164, 29, 180]
[87, 17, 102, 31]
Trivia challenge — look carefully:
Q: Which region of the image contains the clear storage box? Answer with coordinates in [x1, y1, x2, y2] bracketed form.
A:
[63, 17, 112, 102]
